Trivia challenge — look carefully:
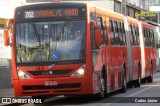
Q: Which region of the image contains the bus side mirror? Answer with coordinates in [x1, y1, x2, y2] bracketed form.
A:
[4, 29, 10, 46]
[94, 29, 102, 47]
[3, 19, 13, 46]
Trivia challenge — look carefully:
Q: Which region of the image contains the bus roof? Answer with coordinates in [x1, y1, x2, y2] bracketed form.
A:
[87, 3, 124, 21]
[16, 2, 86, 10]
[141, 21, 153, 29]
[127, 16, 139, 25]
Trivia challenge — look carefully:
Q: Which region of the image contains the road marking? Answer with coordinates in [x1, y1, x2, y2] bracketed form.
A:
[127, 82, 160, 97]
[102, 82, 160, 106]
[141, 85, 160, 87]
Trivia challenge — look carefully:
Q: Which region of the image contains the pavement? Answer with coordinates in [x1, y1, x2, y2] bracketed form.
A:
[0, 65, 160, 98]
[0, 88, 14, 97]
[156, 65, 160, 72]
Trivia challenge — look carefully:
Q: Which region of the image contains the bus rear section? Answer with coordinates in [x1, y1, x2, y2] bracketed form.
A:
[139, 21, 156, 82]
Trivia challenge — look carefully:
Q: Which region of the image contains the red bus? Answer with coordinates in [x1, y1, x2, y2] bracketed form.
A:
[4, 2, 156, 99]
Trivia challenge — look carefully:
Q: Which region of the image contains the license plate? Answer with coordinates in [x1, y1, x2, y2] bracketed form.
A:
[44, 81, 58, 86]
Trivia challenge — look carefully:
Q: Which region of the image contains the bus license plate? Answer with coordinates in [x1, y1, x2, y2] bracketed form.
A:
[44, 81, 58, 86]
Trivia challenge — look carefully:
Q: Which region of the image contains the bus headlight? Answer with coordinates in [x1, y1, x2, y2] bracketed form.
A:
[17, 68, 32, 79]
[71, 65, 85, 77]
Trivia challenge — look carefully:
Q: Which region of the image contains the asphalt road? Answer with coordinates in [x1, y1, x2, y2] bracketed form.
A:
[4, 71, 160, 106]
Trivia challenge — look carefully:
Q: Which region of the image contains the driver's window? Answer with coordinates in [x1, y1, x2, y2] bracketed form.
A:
[90, 22, 98, 50]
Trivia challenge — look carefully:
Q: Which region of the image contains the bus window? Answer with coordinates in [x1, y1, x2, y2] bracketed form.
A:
[90, 21, 98, 49]
[129, 24, 134, 46]
[114, 21, 119, 46]
[109, 19, 115, 45]
[136, 27, 139, 46]
[103, 20, 108, 45]
[118, 21, 123, 46]
[122, 23, 126, 46]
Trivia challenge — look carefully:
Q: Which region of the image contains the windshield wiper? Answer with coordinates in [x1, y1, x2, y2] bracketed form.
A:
[57, 20, 70, 40]
[32, 23, 41, 46]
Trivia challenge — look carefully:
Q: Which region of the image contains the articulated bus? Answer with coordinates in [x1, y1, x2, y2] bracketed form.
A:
[4, 2, 156, 99]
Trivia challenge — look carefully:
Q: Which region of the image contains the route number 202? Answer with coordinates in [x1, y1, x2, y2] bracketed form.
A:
[25, 11, 34, 18]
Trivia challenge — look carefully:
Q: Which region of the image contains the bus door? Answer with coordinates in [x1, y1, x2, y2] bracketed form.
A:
[96, 16, 109, 92]
[90, 16, 108, 68]
[90, 16, 108, 93]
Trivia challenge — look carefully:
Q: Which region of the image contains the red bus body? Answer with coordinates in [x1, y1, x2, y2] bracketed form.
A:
[10, 3, 156, 97]
[139, 22, 156, 79]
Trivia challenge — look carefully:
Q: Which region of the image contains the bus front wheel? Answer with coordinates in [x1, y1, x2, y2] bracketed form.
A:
[96, 70, 107, 99]
[120, 67, 127, 93]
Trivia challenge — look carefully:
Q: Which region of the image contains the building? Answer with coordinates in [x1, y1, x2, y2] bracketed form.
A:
[0, 0, 22, 66]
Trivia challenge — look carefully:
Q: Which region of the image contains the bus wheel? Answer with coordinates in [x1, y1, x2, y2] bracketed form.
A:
[96, 71, 106, 99]
[134, 66, 141, 87]
[120, 68, 127, 93]
[147, 64, 153, 83]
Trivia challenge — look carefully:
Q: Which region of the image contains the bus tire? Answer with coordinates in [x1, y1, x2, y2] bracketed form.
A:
[96, 69, 107, 99]
[147, 64, 153, 83]
[134, 65, 141, 87]
[120, 67, 127, 93]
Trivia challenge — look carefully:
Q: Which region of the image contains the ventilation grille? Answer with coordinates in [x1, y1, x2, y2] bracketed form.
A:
[22, 83, 81, 90]
[28, 69, 72, 76]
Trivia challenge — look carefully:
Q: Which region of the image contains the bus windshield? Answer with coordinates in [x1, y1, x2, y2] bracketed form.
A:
[16, 20, 86, 63]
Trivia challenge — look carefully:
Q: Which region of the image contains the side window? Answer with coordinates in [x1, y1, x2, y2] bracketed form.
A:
[103, 20, 108, 45]
[90, 21, 97, 50]
[143, 28, 150, 47]
[146, 28, 150, 47]
[114, 21, 118, 33]
[143, 28, 147, 47]
[96, 16, 105, 44]
[109, 19, 115, 45]
[151, 30, 155, 47]
[114, 21, 119, 46]
[132, 25, 136, 46]
[109, 19, 114, 32]
[118, 22, 124, 46]
[136, 26, 140, 46]
[133, 25, 138, 46]
[148, 29, 151, 47]
[144, 28, 148, 47]
[122, 23, 126, 46]
[119, 22, 122, 34]
[130, 24, 134, 46]
[143, 28, 145, 37]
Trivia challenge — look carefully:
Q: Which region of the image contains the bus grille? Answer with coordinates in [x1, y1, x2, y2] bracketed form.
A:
[22, 83, 81, 90]
[28, 69, 72, 76]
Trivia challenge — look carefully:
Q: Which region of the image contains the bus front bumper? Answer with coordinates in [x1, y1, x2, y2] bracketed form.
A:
[13, 76, 93, 96]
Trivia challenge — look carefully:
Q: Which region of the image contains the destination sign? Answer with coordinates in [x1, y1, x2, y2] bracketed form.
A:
[24, 8, 84, 19]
